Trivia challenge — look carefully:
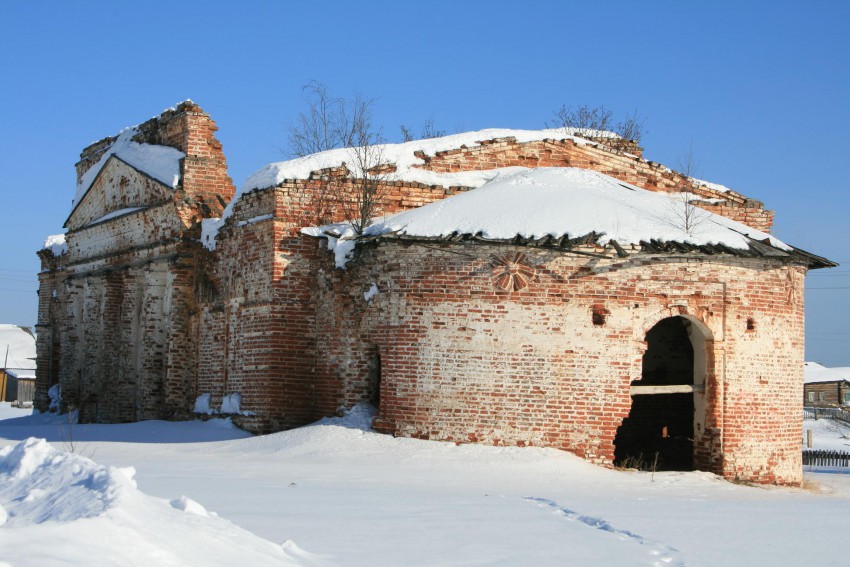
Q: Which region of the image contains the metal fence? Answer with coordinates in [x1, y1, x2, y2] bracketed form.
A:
[803, 450, 850, 468]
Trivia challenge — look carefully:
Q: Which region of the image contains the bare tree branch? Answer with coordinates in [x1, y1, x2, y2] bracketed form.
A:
[616, 110, 647, 143]
[285, 81, 377, 158]
[548, 104, 647, 143]
[668, 141, 708, 236]
[339, 127, 388, 234]
[420, 116, 445, 139]
[399, 116, 445, 142]
[549, 104, 614, 132]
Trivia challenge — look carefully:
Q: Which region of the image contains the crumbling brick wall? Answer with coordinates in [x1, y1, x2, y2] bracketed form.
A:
[35, 103, 231, 422]
[409, 136, 773, 232]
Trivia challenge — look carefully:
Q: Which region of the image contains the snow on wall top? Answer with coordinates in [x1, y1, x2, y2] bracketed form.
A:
[357, 168, 788, 250]
[241, 127, 617, 194]
[193, 128, 617, 248]
[804, 362, 850, 384]
[691, 177, 733, 194]
[43, 233, 67, 256]
[0, 324, 36, 378]
[73, 128, 185, 208]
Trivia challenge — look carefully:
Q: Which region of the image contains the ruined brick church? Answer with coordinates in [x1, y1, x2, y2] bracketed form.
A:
[35, 101, 835, 484]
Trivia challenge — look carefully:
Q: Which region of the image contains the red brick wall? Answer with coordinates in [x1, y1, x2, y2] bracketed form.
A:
[310, 239, 805, 484]
[40, 103, 800, 486]
[36, 102, 233, 422]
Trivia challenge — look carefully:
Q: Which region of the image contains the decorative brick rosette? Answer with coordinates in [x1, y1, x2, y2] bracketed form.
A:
[490, 252, 536, 291]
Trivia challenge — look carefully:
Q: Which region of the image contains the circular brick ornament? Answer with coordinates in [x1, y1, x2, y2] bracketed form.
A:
[490, 252, 536, 291]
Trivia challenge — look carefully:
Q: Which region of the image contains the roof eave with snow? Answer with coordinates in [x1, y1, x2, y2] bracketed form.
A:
[302, 168, 837, 270]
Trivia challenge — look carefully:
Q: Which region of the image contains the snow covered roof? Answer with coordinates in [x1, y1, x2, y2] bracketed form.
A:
[355, 168, 782, 248]
[302, 168, 837, 269]
[804, 362, 850, 384]
[72, 128, 185, 212]
[0, 324, 36, 379]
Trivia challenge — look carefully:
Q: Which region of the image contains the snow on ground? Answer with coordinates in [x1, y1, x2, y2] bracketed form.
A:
[0, 438, 301, 567]
[1, 403, 849, 566]
[803, 417, 850, 452]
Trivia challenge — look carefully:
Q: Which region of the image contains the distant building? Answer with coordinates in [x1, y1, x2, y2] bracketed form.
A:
[35, 101, 836, 485]
[804, 362, 850, 407]
[1, 324, 37, 403]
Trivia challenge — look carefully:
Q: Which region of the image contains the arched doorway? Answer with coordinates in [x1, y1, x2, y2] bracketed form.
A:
[614, 316, 708, 471]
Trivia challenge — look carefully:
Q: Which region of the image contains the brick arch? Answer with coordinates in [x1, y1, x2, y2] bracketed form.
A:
[615, 313, 716, 472]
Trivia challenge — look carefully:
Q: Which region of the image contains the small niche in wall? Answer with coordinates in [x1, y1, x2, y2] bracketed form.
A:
[592, 305, 609, 326]
[746, 317, 756, 331]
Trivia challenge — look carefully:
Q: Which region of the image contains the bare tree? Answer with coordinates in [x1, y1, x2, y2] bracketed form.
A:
[340, 129, 389, 234]
[420, 116, 445, 139]
[549, 105, 647, 143]
[284, 81, 389, 233]
[549, 104, 614, 132]
[399, 124, 415, 142]
[286, 81, 376, 158]
[616, 110, 647, 143]
[399, 116, 446, 142]
[669, 142, 708, 236]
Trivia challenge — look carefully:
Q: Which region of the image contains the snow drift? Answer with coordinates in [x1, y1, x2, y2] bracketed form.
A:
[0, 438, 301, 566]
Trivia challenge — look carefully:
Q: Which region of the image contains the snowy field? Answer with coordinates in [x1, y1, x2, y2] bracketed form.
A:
[1, 403, 849, 567]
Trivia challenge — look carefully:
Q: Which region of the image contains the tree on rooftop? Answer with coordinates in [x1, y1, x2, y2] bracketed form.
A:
[285, 81, 387, 234]
[548, 104, 646, 143]
[285, 80, 376, 158]
[668, 142, 709, 236]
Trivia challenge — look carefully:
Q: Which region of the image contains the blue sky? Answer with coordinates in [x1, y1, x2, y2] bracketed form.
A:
[1, 0, 848, 365]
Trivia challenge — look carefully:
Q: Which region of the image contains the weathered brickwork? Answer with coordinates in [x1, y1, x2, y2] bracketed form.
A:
[36, 103, 818, 485]
[310, 241, 806, 484]
[35, 102, 232, 423]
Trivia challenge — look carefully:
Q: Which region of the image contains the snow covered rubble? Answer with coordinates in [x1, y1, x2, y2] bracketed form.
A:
[1, 403, 849, 567]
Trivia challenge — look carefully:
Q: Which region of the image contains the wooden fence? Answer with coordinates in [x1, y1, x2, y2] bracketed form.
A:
[804, 407, 850, 425]
[803, 450, 850, 468]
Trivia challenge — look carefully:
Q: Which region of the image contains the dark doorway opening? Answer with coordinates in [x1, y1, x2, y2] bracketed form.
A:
[614, 316, 696, 471]
[367, 352, 381, 408]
